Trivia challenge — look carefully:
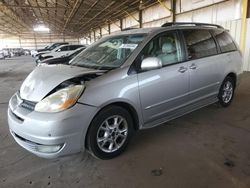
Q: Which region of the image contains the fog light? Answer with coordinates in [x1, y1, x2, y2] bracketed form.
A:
[36, 144, 63, 153]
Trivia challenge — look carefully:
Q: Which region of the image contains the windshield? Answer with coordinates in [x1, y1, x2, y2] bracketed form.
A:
[46, 44, 56, 50]
[69, 34, 145, 70]
[48, 43, 65, 50]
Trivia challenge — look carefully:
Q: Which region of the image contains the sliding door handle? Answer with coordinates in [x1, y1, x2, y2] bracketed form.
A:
[178, 66, 188, 73]
[189, 63, 197, 70]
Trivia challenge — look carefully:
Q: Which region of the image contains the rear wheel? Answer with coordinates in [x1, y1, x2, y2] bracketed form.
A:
[86, 106, 134, 159]
[218, 76, 235, 107]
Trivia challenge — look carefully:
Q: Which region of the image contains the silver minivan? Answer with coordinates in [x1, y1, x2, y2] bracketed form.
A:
[8, 23, 243, 159]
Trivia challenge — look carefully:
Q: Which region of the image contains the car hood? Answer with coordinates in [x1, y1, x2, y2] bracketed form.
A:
[42, 57, 69, 65]
[37, 49, 49, 52]
[20, 64, 104, 102]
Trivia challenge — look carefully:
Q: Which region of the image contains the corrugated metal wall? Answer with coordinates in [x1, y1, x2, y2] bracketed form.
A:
[242, 19, 250, 71]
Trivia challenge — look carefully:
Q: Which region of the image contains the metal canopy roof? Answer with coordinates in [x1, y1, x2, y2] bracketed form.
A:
[0, 0, 157, 37]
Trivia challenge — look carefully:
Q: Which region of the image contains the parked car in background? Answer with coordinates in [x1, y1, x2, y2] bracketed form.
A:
[2, 49, 11, 58]
[31, 50, 39, 57]
[0, 50, 4, 59]
[8, 23, 242, 159]
[31, 42, 69, 57]
[1, 48, 25, 57]
[36, 44, 86, 62]
[24, 49, 31, 56]
[36, 47, 86, 66]
[12, 48, 25, 56]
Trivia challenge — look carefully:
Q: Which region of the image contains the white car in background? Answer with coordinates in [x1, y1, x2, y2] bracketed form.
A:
[36, 47, 86, 65]
[0, 50, 4, 59]
[31, 42, 69, 57]
[37, 44, 86, 62]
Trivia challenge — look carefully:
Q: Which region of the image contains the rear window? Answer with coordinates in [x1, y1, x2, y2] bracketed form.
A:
[69, 45, 81, 50]
[182, 29, 217, 60]
[212, 30, 237, 53]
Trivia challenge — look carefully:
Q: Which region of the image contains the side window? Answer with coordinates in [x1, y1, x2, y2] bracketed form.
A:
[69, 45, 78, 50]
[182, 29, 217, 60]
[212, 30, 237, 53]
[59, 46, 69, 51]
[140, 32, 183, 66]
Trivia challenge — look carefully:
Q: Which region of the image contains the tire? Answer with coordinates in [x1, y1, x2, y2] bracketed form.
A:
[86, 105, 134, 159]
[218, 76, 235, 107]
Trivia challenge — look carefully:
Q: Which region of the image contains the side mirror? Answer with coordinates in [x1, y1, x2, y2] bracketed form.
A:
[141, 57, 162, 71]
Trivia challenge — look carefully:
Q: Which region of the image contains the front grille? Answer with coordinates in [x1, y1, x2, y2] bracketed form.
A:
[20, 99, 36, 111]
[16, 91, 37, 111]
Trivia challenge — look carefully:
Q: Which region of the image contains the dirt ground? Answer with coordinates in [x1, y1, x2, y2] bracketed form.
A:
[0, 56, 250, 188]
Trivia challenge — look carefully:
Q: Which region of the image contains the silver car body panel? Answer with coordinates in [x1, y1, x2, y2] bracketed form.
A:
[8, 25, 243, 158]
[8, 93, 98, 158]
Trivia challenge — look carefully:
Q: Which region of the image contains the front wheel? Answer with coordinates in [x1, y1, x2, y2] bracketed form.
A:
[218, 76, 235, 107]
[86, 106, 134, 159]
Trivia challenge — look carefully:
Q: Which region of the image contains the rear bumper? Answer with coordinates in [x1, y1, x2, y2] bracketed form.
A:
[8, 93, 98, 158]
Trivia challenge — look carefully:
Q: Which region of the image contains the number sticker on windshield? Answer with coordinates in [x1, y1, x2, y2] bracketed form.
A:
[119, 44, 138, 50]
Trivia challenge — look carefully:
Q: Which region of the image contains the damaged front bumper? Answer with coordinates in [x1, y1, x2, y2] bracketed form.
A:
[8, 93, 97, 158]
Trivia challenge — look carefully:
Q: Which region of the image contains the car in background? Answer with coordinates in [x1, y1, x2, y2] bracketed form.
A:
[2, 48, 25, 57]
[31, 50, 39, 57]
[31, 42, 69, 57]
[2, 49, 11, 58]
[36, 44, 86, 62]
[0, 50, 4, 59]
[24, 49, 31, 56]
[36, 47, 86, 66]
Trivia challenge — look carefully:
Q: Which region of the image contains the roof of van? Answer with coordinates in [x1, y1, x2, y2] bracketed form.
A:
[111, 22, 224, 36]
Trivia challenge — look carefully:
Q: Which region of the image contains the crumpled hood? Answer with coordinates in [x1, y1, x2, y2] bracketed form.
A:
[20, 64, 104, 102]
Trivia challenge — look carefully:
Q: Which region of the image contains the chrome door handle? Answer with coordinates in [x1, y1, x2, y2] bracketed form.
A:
[178, 66, 188, 73]
[189, 63, 197, 70]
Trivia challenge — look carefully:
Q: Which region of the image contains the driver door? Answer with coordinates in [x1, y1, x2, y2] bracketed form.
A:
[137, 31, 190, 124]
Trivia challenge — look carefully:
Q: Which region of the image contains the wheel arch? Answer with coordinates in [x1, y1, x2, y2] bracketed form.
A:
[226, 72, 237, 86]
[84, 101, 141, 148]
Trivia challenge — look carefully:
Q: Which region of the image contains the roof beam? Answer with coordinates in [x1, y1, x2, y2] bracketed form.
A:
[0, 4, 65, 9]
[78, 0, 99, 22]
[78, 0, 140, 34]
[62, 0, 84, 32]
[35, 0, 45, 24]
[0, 17, 22, 32]
[77, 1, 125, 34]
[0, 3, 30, 32]
[0, 26, 18, 35]
[12, 0, 34, 27]
[124, 10, 139, 23]
[54, 0, 58, 30]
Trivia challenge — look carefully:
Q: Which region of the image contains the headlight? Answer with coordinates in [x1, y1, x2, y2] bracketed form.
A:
[35, 85, 84, 113]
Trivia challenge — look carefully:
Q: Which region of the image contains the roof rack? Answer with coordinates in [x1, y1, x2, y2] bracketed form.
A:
[161, 22, 224, 29]
[121, 27, 138, 31]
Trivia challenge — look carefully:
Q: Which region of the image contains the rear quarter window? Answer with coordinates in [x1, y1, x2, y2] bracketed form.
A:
[182, 29, 217, 60]
[212, 30, 237, 53]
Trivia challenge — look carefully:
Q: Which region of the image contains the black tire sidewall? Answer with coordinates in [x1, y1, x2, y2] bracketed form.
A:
[87, 105, 134, 159]
[218, 77, 235, 107]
